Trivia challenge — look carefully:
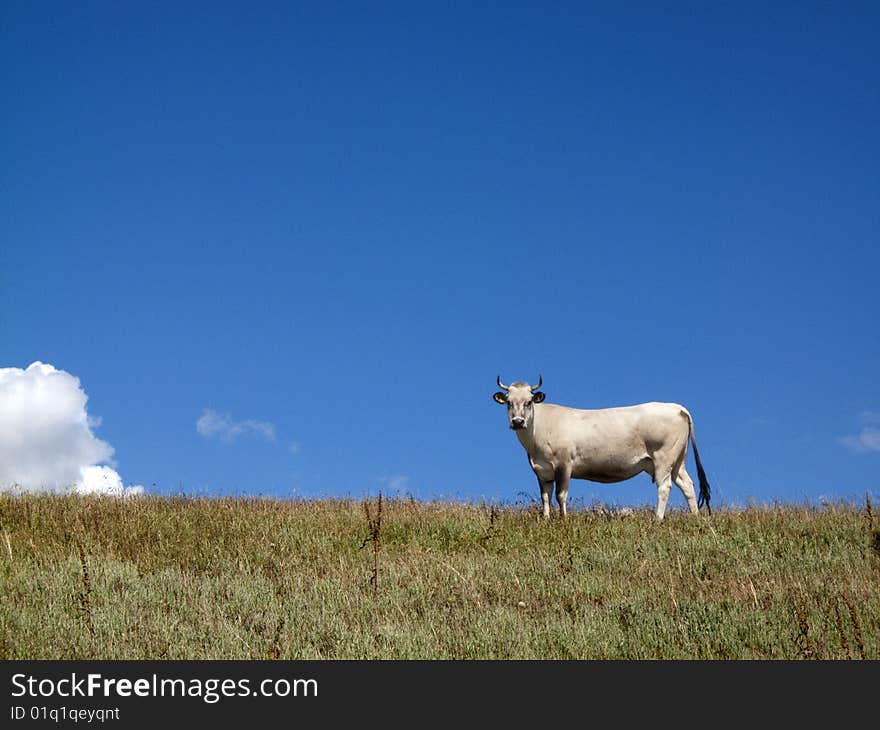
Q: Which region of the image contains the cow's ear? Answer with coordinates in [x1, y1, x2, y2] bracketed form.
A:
[493, 392, 508, 404]
[532, 391, 545, 403]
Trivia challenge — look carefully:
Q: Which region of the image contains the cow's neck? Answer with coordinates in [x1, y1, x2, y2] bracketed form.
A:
[514, 411, 538, 452]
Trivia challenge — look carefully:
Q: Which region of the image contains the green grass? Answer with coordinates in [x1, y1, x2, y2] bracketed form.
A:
[1, 494, 878, 659]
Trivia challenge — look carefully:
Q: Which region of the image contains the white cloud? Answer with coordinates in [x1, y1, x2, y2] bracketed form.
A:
[0, 362, 145, 496]
[379, 474, 410, 492]
[839, 426, 880, 454]
[76, 465, 144, 498]
[196, 409, 276, 443]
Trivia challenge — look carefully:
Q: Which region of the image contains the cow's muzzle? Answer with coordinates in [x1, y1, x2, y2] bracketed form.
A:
[510, 418, 526, 430]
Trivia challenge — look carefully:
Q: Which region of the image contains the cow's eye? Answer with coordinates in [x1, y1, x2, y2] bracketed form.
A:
[527, 400, 533, 407]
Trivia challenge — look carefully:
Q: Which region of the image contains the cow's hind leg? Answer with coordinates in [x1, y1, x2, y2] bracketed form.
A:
[654, 471, 673, 520]
[673, 463, 700, 515]
[653, 429, 690, 520]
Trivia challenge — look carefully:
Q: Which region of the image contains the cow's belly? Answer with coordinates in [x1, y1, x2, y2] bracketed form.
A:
[572, 455, 651, 483]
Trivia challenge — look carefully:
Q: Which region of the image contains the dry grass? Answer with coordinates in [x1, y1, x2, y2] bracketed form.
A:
[1, 493, 878, 659]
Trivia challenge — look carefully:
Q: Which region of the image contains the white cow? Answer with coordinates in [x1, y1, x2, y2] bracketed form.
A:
[493, 376, 711, 519]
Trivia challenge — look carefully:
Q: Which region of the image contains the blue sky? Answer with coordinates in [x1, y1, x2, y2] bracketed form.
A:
[2, 2, 878, 508]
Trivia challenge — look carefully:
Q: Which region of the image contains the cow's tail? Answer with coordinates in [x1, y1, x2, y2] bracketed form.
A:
[684, 410, 712, 515]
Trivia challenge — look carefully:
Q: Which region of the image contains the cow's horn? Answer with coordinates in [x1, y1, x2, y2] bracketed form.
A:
[496, 375, 510, 391]
[530, 375, 542, 392]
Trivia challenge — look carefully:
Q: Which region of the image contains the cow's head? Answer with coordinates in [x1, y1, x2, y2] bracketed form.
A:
[493, 375, 545, 430]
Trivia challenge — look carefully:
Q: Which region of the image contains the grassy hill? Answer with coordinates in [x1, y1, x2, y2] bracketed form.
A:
[1, 494, 878, 659]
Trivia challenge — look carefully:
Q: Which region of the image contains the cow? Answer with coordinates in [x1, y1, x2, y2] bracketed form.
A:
[493, 376, 711, 520]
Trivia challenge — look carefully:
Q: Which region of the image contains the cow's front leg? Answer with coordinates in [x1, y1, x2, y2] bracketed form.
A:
[554, 466, 571, 518]
[537, 477, 553, 519]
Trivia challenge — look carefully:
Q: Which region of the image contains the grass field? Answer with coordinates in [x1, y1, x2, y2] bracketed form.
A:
[1, 493, 878, 659]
